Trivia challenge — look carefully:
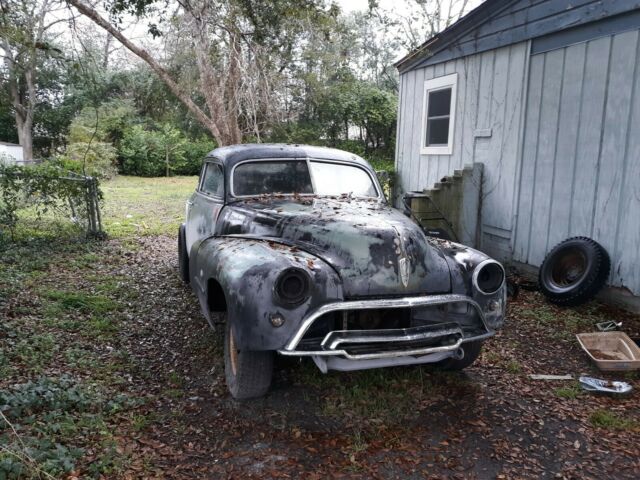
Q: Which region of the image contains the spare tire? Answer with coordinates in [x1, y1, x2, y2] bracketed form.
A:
[538, 237, 610, 307]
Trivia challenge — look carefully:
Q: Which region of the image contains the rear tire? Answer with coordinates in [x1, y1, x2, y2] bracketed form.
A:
[178, 224, 189, 284]
[437, 341, 483, 371]
[224, 322, 273, 399]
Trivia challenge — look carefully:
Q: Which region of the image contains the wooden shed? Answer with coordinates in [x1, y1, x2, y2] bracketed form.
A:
[395, 0, 640, 307]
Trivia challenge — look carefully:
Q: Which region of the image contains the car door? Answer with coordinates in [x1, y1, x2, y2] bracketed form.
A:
[185, 160, 225, 255]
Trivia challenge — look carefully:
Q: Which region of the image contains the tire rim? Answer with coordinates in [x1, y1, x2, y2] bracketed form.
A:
[548, 247, 588, 291]
[229, 327, 239, 376]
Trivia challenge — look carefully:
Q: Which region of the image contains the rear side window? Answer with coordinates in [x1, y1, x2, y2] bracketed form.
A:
[201, 163, 224, 197]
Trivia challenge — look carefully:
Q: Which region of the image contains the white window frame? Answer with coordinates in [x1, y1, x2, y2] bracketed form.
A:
[420, 73, 457, 155]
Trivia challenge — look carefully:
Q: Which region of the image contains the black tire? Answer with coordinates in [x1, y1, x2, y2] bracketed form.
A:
[538, 237, 610, 307]
[437, 341, 483, 371]
[224, 322, 273, 399]
[178, 223, 189, 284]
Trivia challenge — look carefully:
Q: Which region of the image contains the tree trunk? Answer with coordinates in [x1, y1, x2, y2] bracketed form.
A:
[103, 33, 112, 69]
[16, 115, 33, 161]
[67, 0, 239, 147]
[165, 145, 170, 177]
[2, 36, 33, 162]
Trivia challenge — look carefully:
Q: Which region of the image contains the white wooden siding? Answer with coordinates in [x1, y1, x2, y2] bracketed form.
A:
[396, 42, 529, 259]
[513, 29, 640, 295]
[397, 29, 640, 296]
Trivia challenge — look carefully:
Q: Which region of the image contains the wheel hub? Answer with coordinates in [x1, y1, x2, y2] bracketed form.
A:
[550, 248, 587, 288]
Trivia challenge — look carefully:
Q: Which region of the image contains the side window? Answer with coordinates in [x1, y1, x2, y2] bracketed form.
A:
[200, 163, 224, 197]
[421, 73, 457, 155]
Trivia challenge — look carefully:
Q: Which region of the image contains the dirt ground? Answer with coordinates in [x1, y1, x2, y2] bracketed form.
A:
[119, 237, 640, 479]
[1, 176, 639, 478]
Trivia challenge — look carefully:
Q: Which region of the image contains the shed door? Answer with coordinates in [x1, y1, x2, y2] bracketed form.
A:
[513, 29, 640, 295]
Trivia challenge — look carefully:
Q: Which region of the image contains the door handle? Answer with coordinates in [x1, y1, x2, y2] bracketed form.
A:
[186, 200, 194, 206]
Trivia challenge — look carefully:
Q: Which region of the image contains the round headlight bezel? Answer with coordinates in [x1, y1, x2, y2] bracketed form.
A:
[472, 259, 505, 295]
[274, 268, 311, 306]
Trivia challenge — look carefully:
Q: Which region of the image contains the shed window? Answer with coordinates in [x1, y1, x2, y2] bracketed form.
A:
[421, 73, 457, 155]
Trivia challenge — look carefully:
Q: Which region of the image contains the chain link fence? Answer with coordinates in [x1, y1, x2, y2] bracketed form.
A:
[0, 163, 104, 239]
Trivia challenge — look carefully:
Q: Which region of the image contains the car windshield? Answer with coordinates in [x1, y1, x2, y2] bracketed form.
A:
[233, 160, 379, 198]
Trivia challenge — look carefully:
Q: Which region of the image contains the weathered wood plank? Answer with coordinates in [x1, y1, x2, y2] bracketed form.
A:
[480, 45, 514, 233]
[513, 53, 545, 263]
[593, 30, 639, 277]
[615, 33, 640, 292]
[528, 47, 564, 266]
[498, 42, 528, 232]
[461, 54, 482, 169]
[399, 70, 417, 194]
[410, 67, 429, 191]
[569, 35, 610, 237]
[394, 69, 406, 200]
[450, 57, 467, 173]
[475, 50, 495, 132]
[545, 42, 586, 253]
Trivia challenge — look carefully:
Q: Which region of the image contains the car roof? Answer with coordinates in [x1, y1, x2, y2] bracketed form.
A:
[205, 143, 373, 170]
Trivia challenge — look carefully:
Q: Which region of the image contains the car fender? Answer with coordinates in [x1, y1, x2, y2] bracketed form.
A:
[191, 236, 344, 350]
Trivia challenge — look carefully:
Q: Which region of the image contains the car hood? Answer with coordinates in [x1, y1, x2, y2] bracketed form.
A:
[216, 197, 452, 297]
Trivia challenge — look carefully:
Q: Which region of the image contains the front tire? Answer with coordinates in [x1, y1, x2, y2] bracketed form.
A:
[437, 341, 483, 370]
[178, 224, 189, 284]
[224, 322, 273, 399]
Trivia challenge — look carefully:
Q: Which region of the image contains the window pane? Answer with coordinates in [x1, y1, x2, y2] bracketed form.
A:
[202, 164, 224, 196]
[427, 117, 450, 145]
[428, 88, 452, 117]
[309, 161, 377, 197]
[233, 161, 313, 196]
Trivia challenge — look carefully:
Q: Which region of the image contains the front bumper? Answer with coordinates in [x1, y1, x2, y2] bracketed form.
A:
[277, 294, 495, 364]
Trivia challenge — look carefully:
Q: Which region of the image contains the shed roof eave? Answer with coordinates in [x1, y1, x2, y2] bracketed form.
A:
[394, 0, 516, 73]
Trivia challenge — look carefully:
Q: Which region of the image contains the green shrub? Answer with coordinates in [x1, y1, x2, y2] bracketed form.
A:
[68, 100, 137, 146]
[58, 142, 118, 179]
[173, 136, 215, 175]
[0, 376, 137, 478]
[119, 125, 214, 177]
[119, 125, 164, 176]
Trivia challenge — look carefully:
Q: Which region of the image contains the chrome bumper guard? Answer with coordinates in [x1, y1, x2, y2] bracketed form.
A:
[278, 294, 493, 360]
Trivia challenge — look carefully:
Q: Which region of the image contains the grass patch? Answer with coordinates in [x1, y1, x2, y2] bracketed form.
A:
[11, 334, 58, 373]
[294, 363, 457, 423]
[85, 317, 119, 338]
[554, 383, 582, 399]
[131, 412, 158, 433]
[168, 372, 185, 388]
[43, 290, 120, 339]
[45, 290, 117, 315]
[164, 388, 184, 399]
[505, 360, 522, 374]
[589, 409, 638, 431]
[517, 303, 596, 339]
[101, 175, 197, 237]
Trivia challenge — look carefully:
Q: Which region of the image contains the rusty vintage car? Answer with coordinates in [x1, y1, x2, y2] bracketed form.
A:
[179, 144, 506, 399]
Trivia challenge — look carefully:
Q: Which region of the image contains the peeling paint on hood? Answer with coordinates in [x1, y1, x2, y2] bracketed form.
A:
[216, 197, 452, 297]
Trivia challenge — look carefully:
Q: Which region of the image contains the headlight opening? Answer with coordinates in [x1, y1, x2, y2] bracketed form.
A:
[473, 260, 505, 295]
[275, 268, 311, 305]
